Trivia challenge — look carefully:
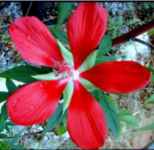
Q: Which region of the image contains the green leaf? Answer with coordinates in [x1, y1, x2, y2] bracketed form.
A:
[0, 140, 11, 150]
[80, 78, 96, 92]
[0, 104, 8, 132]
[44, 103, 64, 132]
[0, 92, 8, 102]
[152, 74, 154, 83]
[0, 134, 9, 139]
[97, 34, 112, 56]
[55, 117, 67, 135]
[57, 40, 73, 67]
[96, 55, 119, 64]
[93, 90, 121, 138]
[147, 65, 154, 83]
[63, 81, 73, 112]
[55, 124, 66, 135]
[50, 25, 67, 44]
[6, 79, 17, 92]
[144, 94, 154, 106]
[148, 64, 154, 72]
[79, 51, 97, 73]
[118, 109, 138, 128]
[32, 72, 58, 80]
[57, 3, 74, 25]
[0, 65, 51, 83]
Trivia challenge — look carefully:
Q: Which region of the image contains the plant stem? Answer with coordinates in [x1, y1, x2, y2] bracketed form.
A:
[112, 20, 154, 46]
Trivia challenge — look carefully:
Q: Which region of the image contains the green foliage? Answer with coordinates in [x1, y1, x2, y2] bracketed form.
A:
[57, 40, 73, 67]
[63, 81, 73, 112]
[152, 75, 154, 83]
[97, 34, 112, 56]
[0, 65, 51, 83]
[6, 79, 17, 92]
[93, 90, 138, 138]
[57, 2, 74, 25]
[79, 51, 97, 73]
[0, 92, 8, 102]
[108, 16, 124, 38]
[50, 25, 67, 44]
[1, 34, 10, 45]
[79, 34, 114, 72]
[54, 116, 67, 135]
[81, 81, 138, 138]
[0, 104, 8, 132]
[118, 109, 138, 128]
[0, 140, 10, 150]
[55, 124, 67, 135]
[44, 104, 64, 132]
[135, 2, 154, 23]
[32, 72, 58, 81]
[144, 94, 154, 107]
[80, 78, 96, 93]
[96, 55, 120, 64]
[95, 34, 121, 64]
[147, 65, 154, 83]
[94, 91, 121, 138]
[148, 28, 154, 37]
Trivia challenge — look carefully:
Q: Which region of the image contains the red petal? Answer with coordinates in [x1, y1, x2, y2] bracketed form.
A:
[67, 81, 108, 149]
[7, 80, 66, 126]
[81, 61, 151, 93]
[67, 3, 108, 69]
[9, 16, 64, 68]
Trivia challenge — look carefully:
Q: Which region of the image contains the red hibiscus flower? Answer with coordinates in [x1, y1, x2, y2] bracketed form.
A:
[7, 3, 151, 149]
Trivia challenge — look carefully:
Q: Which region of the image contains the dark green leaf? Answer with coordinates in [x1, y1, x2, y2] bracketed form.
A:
[0, 104, 8, 132]
[144, 94, 154, 107]
[0, 65, 51, 83]
[44, 103, 64, 132]
[50, 25, 67, 44]
[57, 2, 74, 25]
[93, 90, 121, 138]
[97, 34, 112, 56]
[0, 140, 11, 150]
[148, 65, 154, 72]
[96, 55, 119, 64]
[152, 74, 154, 83]
[148, 65, 154, 83]
[0, 134, 9, 139]
[0, 134, 14, 139]
[6, 79, 17, 92]
[0, 92, 8, 102]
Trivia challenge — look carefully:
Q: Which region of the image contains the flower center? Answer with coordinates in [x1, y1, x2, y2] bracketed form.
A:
[56, 63, 80, 81]
[71, 70, 80, 81]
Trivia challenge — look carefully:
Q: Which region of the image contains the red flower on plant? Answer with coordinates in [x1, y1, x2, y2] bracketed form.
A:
[8, 3, 151, 149]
